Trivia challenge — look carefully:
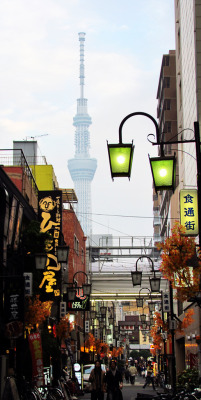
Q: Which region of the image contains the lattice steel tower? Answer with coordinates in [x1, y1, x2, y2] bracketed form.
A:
[68, 32, 97, 237]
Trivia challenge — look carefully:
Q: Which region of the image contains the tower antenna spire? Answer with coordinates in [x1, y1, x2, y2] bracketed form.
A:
[78, 32, 85, 99]
[68, 32, 97, 237]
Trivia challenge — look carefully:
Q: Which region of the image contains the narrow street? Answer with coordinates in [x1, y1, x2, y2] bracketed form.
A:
[79, 375, 164, 400]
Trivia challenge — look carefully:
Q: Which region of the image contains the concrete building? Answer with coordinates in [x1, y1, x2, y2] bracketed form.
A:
[153, 0, 201, 377]
[154, 50, 178, 244]
[173, 0, 201, 374]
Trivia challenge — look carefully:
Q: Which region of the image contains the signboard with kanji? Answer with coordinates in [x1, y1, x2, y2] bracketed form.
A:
[38, 190, 62, 300]
[162, 291, 170, 313]
[4, 277, 24, 338]
[180, 189, 198, 236]
[28, 332, 44, 387]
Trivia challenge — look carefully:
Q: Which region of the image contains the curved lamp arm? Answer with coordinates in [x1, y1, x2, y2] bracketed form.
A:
[135, 256, 154, 272]
[118, 111, 164, 156]
[73, 270, 88, 285]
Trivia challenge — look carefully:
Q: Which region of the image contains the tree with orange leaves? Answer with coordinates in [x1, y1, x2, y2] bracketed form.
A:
[150, 312, 169, 355]
[84, 334, 109, 356]
[176, 309, 195, 334]
[25, 295, 53, 330]
[85, 333, 96, 353]
[56, 314, 74, 340]
[157, 222, 201, 301]
[110, 347, 123, 358]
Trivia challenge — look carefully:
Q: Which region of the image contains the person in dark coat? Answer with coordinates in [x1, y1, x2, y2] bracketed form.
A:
[105, 359, 123, 400]
[89, 360, 106, 400]
[124, 366, 130, 383]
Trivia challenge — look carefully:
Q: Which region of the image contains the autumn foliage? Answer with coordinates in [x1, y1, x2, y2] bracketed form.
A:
[150, 309, 194, 355]
[177, 308, 195, 334]
[25, 295, 53, 329]
[157, 222, 201, 301]
[56, 314, 74, 340]
[84, 333, 122, 358]
[150, 312, 170, 355]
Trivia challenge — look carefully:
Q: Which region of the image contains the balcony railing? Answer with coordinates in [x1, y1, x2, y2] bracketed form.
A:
[0, 149, 38, 198]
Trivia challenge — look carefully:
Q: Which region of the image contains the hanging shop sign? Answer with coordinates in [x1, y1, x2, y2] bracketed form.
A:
[4, 277, 24, 339]
[28, 332, 44, 387]
[38, 190, 62, 300]
[162, 291, 170, 313]
[180, 189, 198, 236]
[65, 288, 90, 311]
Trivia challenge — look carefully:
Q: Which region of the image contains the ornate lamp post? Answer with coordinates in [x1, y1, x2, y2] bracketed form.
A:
[107, 112, 201, 391]
[131, 256, 161, 292]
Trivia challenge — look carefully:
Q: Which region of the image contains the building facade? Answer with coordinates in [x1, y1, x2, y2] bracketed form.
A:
[154, 50, 178, 244]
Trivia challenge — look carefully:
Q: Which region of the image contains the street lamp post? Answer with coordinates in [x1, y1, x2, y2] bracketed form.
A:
[107, 114, 201, 245]
[107, 112, 201, 390]
[65, 270, 91, 363]
[131, 256, 161, 293]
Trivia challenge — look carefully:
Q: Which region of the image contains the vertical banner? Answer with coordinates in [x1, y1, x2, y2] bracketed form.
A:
[180, 189, 198, 236]
[162, 291, 170, 313]
[28, 332, 44, 387]
[4, 277, 24, 339]
[38, 191, 62, 300]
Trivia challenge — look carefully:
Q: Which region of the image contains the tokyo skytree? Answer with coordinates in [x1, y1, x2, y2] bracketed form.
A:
[68, 32, 97, 237]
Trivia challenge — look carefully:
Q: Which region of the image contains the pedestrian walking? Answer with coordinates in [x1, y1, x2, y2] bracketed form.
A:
[105, 359, 123, 400]
[124, 366, 130, 383]
[128, 363, 137, 385]
[143, 361, 155, 390]
[89, 360, 106, 400]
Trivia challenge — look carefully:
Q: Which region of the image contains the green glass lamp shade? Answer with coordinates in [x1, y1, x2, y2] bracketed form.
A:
[107, 141, 134, 179]
[149, 155, 176, 192]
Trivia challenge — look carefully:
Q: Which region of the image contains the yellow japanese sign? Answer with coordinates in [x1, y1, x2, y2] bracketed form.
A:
[180, 189, 198, 236]
[38, 190, 62, 300]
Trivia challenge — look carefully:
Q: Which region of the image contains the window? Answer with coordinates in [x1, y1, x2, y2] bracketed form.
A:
[74, 235, 79, 255]
[164, 77, 170, 88]
[164, 121, 172, 133]
[81, 248, 84, 263]
[164, 99, 171, 110]
[163, 56, 169, 67]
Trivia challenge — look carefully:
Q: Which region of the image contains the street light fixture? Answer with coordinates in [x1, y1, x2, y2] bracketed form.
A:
[35, 253, 47, 269]
[107, 112, 201, 392]
[100, 306, 107, 317]
[82, 283, 91, 296]
[99, 321, 104, 329]
[90, 310, 96, 320]
[67, 287, 76, 301]
[107, 113, 201, 246]
[149, 155, 176, 192]
[107, 142, 134, 178]
[107, 111, 162, 180]
[136, 292, 144, 308]
[148, 300, 156, 313]
[132, 256, 161, 293]
[140, 313, 147, 323]
[57, 245, 69, 264]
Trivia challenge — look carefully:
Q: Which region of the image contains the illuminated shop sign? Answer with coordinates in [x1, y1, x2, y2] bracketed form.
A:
[38, 190, 62, 300]
[180, 189, 198, 236]
[65, 288, 90, 311]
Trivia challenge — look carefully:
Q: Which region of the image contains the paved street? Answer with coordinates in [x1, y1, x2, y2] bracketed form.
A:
[79, 375, 164, 400]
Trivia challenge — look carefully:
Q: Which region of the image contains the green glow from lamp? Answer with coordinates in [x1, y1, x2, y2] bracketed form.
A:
[107, 141, 134, 179]
[149, 155, 176, 192]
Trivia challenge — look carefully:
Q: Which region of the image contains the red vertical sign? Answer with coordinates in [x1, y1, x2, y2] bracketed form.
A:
[28, 332, 44, 387]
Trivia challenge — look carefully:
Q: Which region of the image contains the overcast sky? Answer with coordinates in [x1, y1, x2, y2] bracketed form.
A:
[0, 0, 176, 241]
